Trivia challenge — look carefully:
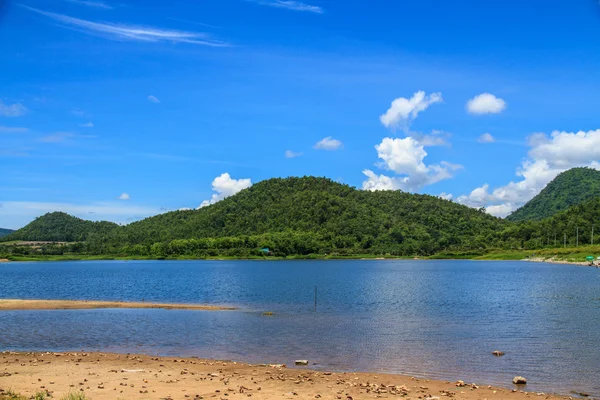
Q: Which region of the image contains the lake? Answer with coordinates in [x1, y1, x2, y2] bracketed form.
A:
[0, 260, 599, 397]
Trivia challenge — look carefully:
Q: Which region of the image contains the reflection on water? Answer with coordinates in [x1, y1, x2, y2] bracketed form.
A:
[0, 260, 599, 396]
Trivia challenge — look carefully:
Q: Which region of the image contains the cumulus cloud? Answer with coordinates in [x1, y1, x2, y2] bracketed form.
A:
[466, 93, 506, 115]
[118, 193, 130, 200]
[361, 170, 403, 191]
[478, 133, 495, 143]
[314, 136, 343, 151]
[21, 6, 228, 46]
[0, 101, 28, 117]
[456, 129, 600, 217]
[147, 95, 160, 103]
[380, 91, 442, 130]
[285, 150, 303, 158]
[362, 137, 461, 192]
[199, 173, 252, 208]
[439, 193, 453, 201]
[250, 0, 323, 13]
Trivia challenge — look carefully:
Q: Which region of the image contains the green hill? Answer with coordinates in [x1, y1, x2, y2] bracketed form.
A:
[507, 168, 600, 222]
[500, 196, 600, 249]
[0, 228, 14, 238]
[6, 177, 505, 256]
[4, 212, 119, 242]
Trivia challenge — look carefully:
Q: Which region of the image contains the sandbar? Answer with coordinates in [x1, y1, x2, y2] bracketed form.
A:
[0, 299, 235, 311]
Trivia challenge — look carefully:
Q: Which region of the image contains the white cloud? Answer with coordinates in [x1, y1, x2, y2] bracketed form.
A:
[118, 193, 130, 200]
[147, 95, 160, 103]
[250, 0, 323, 13]
[314, 136, 343, 151]
[362, 170, 403, 191]
[485, 203, 517, 218]
[457, 129, 600, 216]
[0, 101, 28, 117]
[66, 0, 113, 9]
[466, 93, 506, 115]
[285, 150, 303, 158]
[363, 137, 461, 192]
[80, 122, 94, 128]
[21, 6, 228, 46]
[478, 133, 495, 143]
[199, 173, 252, 208]
[412, 129, 451, 147]
[380, 91, 442, 130]
[0, 126, 29, 133]
[439, 193, 453, 201]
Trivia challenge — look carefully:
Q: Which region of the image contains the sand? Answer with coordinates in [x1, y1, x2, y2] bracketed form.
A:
[0, 351, 570, 400]
[0, 300, 235, 311]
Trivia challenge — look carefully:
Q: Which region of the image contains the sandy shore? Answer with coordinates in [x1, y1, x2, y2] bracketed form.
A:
[0, 299, 235, 311]
[0, 351, 570, 400]
[526, 257, 596, 266]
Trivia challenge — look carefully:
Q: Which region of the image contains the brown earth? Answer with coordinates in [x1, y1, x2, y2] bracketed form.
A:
[0, 351, 569, 400]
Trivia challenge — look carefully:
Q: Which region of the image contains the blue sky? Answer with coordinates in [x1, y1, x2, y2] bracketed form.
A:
[2, 0, 600, 229]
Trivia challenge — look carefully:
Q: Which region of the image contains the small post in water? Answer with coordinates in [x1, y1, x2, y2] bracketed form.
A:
[314, 286, 318, 312]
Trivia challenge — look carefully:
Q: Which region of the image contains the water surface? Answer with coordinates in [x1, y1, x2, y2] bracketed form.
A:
[1, 260, 599, 397]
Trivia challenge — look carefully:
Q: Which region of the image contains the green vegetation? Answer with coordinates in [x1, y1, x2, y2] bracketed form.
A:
[60, 392, 87, 400]
[0, 228, 14, 238]
[0, 389, 26, 400]
[3, 177, 504, 257]
[4, 212, 118, 242]
[34, 392, 47, 400]
[507, 167, 600, 221]
[3, 173, 600, 262]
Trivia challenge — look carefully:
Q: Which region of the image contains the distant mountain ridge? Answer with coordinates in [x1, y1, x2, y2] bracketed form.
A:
[6, 172, 600, 257]
[3, 212, 119, 242]
[0, 228, 14, 238]
[3, 177, 504, 255]
[507, 168, 600, 222]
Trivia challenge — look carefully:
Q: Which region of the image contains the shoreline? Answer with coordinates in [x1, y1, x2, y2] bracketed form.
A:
[0, 299, 236, 311]
[0, 351, 571, 400]
[1, 255, 594, 266]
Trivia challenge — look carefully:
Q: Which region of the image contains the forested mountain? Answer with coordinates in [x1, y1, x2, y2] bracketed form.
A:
[3, 177, 504, 256]
[0, 228, 14, 238]
[6, 174, 600, 258]
[3, 212, 119, 242]
[500, 196, 600, 248]
[507, 168, 600, 222]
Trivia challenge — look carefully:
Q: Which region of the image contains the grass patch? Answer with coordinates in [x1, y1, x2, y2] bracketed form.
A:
[0, 389, 27, 400]
[60, 392, 87, 400]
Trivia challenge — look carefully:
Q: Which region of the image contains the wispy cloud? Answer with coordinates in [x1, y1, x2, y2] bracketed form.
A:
[250, 0, 323, 14]
[66, 0, 113, 10]
[147, 95, 160, 103]
[0, 126, 29, 133]
[39, 132, 95, 143]
[79, 122, 94, 128]
[40, 132, 76, 143]
[285, 150, 303, 158]
[0, 101, 28, 117]
[21, 5, 229, 46]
